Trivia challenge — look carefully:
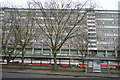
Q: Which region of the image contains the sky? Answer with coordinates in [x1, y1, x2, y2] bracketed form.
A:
[0, 0, 120, 10]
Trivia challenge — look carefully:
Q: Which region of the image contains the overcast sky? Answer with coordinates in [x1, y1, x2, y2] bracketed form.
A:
[0, 0, 120, 10]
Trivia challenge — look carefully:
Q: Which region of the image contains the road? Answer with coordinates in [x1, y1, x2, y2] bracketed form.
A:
[2, 72, 75, 78]
[2, 72, 119, 80]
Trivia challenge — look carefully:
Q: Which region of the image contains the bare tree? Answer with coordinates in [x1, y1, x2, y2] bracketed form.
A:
[29, 0, 91, 70]
[2, 8, 36, 65]
[13, 9, 35, 65]
[73, 30, 88, 69]
[2, 8, 20, 64]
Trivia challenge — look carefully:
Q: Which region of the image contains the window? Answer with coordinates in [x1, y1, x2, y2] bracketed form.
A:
[88, 33, 96, 35]
[88, 18, 95, 20]
[88, 37, 96, 39]
[89, 45, 96, 47]
[105, 34, 118, 36]
[89, 41, 96, 43]
[88, 29, 96, 31]
[97, 26, 118, 28]
[88, 25, 95, 27]
[88, 22, 95, 24]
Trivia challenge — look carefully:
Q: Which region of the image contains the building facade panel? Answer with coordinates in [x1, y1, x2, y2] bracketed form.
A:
[1, 8, 120, 58]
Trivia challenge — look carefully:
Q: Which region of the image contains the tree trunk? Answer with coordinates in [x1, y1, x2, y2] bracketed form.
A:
[7, 59, 10, 65]
[31, 58, 32, 64]
[53, 53, 57, 71]
[82, 59, 84, 68]
[69, 58, 71, 66]
[21, 48, 25, 65]
[82, 55, 85, 69]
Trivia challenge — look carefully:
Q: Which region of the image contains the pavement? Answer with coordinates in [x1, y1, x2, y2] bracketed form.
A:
[2, 69, 120, 78]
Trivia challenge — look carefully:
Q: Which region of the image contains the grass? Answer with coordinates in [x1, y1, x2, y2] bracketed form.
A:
[110, 72, 120, 74]
[110, 69, 120, 74]
[2, 64, 85, 72]
[3, 64, 119, 74]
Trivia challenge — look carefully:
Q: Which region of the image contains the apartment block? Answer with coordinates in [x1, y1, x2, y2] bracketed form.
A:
[1, 8, 120, 71]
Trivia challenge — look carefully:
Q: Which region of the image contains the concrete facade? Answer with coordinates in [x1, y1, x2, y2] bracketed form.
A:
[1, 8, 120, 68]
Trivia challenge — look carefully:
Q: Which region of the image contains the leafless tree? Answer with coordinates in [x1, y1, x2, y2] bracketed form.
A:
[73, 28, 88, 69]
[28, 0, 93, 70]
[2, 8, 36, 65]
[2, 8, 20, 64]
[12, 9, 36, 65]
